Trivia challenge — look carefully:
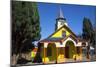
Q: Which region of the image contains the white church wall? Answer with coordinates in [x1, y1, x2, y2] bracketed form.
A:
[76, 42, 82, 46]
[55, 42, 64, 47]
[63, 37, 77, 47]
[57, 21, 68, 30]
[44, 43, 48, 48]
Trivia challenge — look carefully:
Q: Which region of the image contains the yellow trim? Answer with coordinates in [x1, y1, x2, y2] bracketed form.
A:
[42, 57, 49, 63]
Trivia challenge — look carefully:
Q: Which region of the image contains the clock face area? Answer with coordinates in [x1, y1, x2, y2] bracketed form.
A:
[61, 22, 64, 25]
[58, 20, 66, 26]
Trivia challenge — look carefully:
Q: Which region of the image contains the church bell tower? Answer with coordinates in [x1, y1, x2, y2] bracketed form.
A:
[55, 7, 68, 30]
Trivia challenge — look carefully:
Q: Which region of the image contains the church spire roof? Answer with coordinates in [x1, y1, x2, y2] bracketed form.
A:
[58, 7, 64, 19]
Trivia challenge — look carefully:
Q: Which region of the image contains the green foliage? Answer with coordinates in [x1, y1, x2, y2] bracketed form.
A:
[82, 18, 93, 40]
[82, 17, 96, 48]
[12, 1, 41, 54]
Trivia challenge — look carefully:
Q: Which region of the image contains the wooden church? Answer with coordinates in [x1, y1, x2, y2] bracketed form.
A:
[38, 8, 88, 64]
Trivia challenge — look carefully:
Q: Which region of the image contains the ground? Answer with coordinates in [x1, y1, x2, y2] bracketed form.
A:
[16, 54, 96, 66]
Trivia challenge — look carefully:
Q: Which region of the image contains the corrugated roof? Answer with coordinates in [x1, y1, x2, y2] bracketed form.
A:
[39, 37, 64, 43]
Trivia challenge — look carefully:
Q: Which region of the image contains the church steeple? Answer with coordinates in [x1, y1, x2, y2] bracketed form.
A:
[55, 7, 68, 30]
[58, 7, 64, 19]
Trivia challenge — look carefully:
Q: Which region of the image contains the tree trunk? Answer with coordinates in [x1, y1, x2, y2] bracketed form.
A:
[11, 54, 19, 66]
[87, 40, 90, 59]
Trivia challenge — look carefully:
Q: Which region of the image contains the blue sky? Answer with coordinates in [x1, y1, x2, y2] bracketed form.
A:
[37, 2, 96, 40]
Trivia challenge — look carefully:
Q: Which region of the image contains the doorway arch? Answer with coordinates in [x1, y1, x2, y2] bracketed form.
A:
[65, 40, 76, 58]
[47, 43, 56, 61]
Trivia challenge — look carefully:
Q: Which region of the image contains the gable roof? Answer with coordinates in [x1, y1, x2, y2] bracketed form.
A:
[48, 24, 77, 38]
[39, 24, 78, 43]
[39, 34, 78, 44]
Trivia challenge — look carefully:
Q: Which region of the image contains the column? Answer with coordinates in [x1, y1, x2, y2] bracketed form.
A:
[80, 47, 82, 60]
[63, 47, 65, 58]
[43, 46, 45, 64]
[80, 47, 82, 54]
[56, 47, 58, 63]
[43, 43, 48, 64]
[62, 47, 65, 62]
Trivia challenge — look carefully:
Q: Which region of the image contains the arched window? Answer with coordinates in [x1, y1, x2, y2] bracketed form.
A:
[62, 30, 66, 37]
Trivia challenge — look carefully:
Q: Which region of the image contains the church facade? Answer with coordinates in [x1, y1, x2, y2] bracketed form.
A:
[38, 8, 88, 64]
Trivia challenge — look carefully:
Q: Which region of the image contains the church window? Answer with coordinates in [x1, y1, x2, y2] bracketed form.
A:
[61, 22, 64, 25]
[62, 30, 66, 37]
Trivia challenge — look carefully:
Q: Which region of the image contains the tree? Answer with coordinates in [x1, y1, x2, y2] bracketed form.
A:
[82, 17, 96, 58]
[92, 23, 96, 52]
[11, 1, 41, 65]
[82, 17, 94, 41]
[82, 17, 96, 47]
[77, 32, 82, 38]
